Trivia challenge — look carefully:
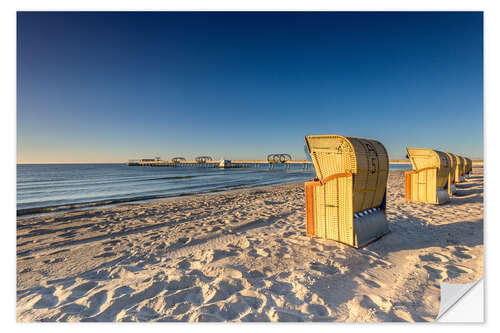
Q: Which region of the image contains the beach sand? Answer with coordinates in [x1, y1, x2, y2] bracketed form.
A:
[16, 168, 484, 322]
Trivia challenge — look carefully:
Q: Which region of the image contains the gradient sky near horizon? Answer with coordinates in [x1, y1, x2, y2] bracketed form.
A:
[17, 12, 483, 163]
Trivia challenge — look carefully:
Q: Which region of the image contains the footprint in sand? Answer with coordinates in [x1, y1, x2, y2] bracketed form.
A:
[128, 306, 161, 321]
[47, 277, 76, 290]
[222, 268, 243, 279]
[31, 287, 59, 309]
[452, 247, 475, 260]
[43, 258, 64, 264]
[82, 290, 108, 316]
[357, 295, 385, 316]
[112, 286, 135, 298]
[164, 286, 203, 308]
[309, 262, 339, 276]
[268, 281, 293, 295]
[365, 295, 393, 313]
[233, 237, 250, 249]
[176, 260, 191, 270]
[94, 252, 117, 258]
[238, 293, 264, 311]
[218, 301, 250, 321]
[204, 279, 245, 304]
[247, 269, 266, 279]
[306, 303, 329, 317]
[423, 265, 445, 282]
[248, 248, 270, 258]
[64, 281, 98, 303]
[60, 303, 88, 315]
[201, 249, 237, 264]
[359, 273, 382, 289]
[445, 264, 474, 279]
[419, 253, 449, 263]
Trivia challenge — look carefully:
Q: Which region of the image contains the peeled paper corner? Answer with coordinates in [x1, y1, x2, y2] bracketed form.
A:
[435, 278, 483, 322]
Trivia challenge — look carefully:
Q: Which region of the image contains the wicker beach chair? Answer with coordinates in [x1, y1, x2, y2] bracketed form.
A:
[304, 135, 390, 248]
[462, 157, 468, 179]
[405, 148, 451, 204]
[454, 155, 465, 183]
[444, 152, 457, 196]
[463, 157, 473, 177]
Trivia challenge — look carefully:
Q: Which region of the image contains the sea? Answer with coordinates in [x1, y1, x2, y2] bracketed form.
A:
[17, 163, 411, 216]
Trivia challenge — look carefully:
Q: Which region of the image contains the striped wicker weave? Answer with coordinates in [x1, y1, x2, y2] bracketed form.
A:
[465, 157, 473, 175]
[304, 135, 389, 248]
[462, 157, 472, 177]
[405, 148, 451, 204]
[455, 155, 465, 182]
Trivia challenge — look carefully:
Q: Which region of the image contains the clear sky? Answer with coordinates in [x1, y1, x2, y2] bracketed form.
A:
[17, 12, 483, 163]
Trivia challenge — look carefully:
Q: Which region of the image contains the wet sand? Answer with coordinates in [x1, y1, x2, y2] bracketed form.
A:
[16, 168, 484, 322]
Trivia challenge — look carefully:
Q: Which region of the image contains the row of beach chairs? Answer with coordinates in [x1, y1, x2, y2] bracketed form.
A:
[303, 134, 474, 248]
[405, 148, 472, 204]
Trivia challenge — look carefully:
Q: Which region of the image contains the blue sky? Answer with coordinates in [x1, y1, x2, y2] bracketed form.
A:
[17, 12, 483, 163]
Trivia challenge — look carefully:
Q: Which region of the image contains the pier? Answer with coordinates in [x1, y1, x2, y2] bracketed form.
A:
[126, 155, 314, 170]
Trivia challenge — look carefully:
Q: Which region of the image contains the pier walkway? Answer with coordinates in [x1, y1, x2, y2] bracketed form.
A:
[126, 159, 314, 170]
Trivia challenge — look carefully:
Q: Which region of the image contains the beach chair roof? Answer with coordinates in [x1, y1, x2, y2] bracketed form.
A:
[305, 134, 388, 181]
[406, 148, 450, 172]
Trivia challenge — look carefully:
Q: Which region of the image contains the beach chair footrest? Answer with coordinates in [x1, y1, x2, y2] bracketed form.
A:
[354, 210, 390, 248]
[436, 189, 451, 204]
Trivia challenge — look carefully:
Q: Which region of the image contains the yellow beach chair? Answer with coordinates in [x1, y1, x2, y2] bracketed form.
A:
[464, 157, 473, 177]
[462, 156, 468, 179]
[405, 148, 451, 204]
[444, 152, 457, 196]
[304, 135, 390, 248]
[455, 155, 465, 183]
[450, 154, 462, 183]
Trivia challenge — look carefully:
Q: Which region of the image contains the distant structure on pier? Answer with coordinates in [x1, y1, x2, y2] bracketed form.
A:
[219, 160, 232, 168]
[195, 156, 213, 163]
[267, 153, 292, 163]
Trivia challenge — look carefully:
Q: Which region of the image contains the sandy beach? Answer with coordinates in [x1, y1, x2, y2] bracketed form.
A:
[16, 168, 484, 322]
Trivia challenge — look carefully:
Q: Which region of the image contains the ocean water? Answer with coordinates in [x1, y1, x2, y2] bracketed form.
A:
[389, 164, 413, 170]
[17, 163, 411, 216]
[17, 163, 315, 215]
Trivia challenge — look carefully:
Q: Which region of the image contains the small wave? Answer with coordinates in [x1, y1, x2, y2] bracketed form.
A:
[136, 175, 197, 182]
[17, 194, 183, 216]
[17, 175, 199, 191]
